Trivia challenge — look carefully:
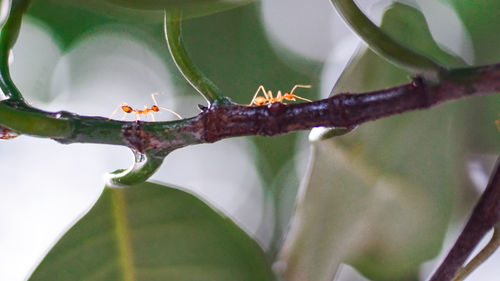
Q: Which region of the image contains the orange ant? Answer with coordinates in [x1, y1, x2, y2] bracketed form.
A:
[110, 92, 182, 122]
[0, 126, 18, 139]
[248, 84, 312, 106]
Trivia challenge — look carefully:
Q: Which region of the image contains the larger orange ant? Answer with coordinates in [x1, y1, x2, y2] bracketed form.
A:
[248, 84, 312, 106]
[110, 92, 182, 122]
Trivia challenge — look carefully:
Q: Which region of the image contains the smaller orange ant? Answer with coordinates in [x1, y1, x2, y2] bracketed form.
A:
[110, 92, 182, 122]
[248, 84, 312, 106]
[0, 126, 18, 139]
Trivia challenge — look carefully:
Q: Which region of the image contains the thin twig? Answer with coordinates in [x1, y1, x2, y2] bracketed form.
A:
[452, 226, 500, 281]
[428, 156, 500, 281]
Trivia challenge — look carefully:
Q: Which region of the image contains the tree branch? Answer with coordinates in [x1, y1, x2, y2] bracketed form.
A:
[428, 155, 500, 281]
[1, 63, 499, 155]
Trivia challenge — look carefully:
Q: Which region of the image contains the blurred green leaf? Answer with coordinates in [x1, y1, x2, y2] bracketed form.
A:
[449, 0, 500, 64]
[26, 0, 253, 50]
[280, 60, 463, 280]
[447, 0, 500, 152]
[29, 182, 274, 281]
[105, 0, 254, 18]
[279, 4, 467, 281]
[379, 2, 465, 68]
[461, 94, 500, 153]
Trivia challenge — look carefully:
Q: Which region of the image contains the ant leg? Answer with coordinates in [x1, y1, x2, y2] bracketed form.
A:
[248, 85, 268, 106]
[109, 102, 127, 120]
[151, 92, 161, 106]
[275, 90, 283, 103]
[290, 84, 312, 102]
[121, 112, 127, 120]
[158, 106, 182, 119]
[292, 95, 312, 102]
[267, 90, 275, 104]
[150, 112, 156, 122]
[289, 84, 312, 95]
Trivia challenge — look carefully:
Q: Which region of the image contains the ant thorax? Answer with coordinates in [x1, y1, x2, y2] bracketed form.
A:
[110, 93, 182, 122]
[248, 84, 312, 107]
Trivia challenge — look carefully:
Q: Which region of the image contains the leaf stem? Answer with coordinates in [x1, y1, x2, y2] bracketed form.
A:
[0, 101, 72, 138]
[164, 9, 223, 105]
[452, 226, 500, 281]
[105, 151, 165, 187]
[330, 0, 445, 75]
[0, 0, 31, 102]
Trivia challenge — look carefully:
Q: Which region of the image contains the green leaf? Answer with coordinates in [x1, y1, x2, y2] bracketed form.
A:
[26, 0, 253, 50]
[378, 2, 465, 69]
[281, 105, 463, 281]
[449, 0, 500, 64]
[103, 0, 254, 18]
[279, 4, 467, 280]
[29, 182, 274, 281]
[447, 0, 500, 152]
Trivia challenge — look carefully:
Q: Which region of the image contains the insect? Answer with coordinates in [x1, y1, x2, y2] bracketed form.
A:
[248, 84, 312, 106]
[0, 126, 18, 140]
[110, 93, 182, 122]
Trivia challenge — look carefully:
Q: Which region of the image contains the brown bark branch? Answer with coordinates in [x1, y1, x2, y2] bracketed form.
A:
[41, 63, 500, 157]
[428, 155, 500, 281]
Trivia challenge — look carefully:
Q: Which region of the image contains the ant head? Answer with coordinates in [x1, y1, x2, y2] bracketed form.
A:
[121, 105, 133, 113]
[283, 93, 296, 101]
[151, 105, 160, 112]
[254, 96, 267, 106]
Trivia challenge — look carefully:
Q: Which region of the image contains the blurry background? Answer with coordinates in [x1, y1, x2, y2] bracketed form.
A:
[0, 0, 500, 280]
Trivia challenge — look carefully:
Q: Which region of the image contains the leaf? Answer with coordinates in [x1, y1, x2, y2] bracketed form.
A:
[449, 0, 500, 64]
[29, 182, 274, 281]
[102, 0, 255, 19]
[379, 2, 465, 68]
[27, 0, 254, 50]
[278, 4, 466, 281]
[446, 0, 500, 152]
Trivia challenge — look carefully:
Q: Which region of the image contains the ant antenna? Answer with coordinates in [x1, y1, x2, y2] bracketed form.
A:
[151, 93, 182, 119]
[110, 102, 128, 120]
[288, 84, 312, 102]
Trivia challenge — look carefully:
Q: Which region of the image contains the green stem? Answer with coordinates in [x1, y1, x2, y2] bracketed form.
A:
[330, 0, 445, 75]
[164, 9, 223, 105]
[0, 0, 31, 102]
[105, 151, 165, 187]
[452, 226, 500, 281]
[0, 102, 72, 137]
